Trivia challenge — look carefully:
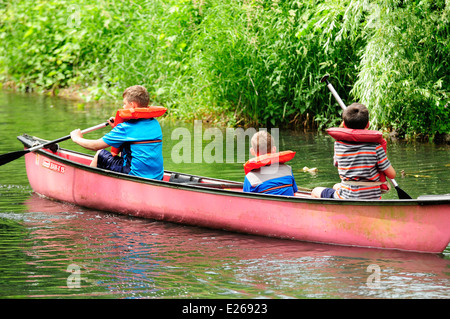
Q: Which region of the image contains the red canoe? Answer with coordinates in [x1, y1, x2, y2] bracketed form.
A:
[18, 134, 450, 254]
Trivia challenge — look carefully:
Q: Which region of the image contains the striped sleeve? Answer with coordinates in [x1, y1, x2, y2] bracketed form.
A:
[375, 145, 391, 171]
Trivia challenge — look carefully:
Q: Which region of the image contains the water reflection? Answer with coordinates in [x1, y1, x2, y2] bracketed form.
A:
[0, 194, 445, 299]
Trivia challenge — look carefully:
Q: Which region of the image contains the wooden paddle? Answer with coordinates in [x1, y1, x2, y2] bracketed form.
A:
[321, 74, 412, 199]
[0, 122, 109, 167]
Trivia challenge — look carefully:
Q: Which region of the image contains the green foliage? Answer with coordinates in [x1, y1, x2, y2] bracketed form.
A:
[0, 0, 204, 107]
[0, 0, 448, 138]
[187, 0, 365, 127]
[351, 0, 450, 138]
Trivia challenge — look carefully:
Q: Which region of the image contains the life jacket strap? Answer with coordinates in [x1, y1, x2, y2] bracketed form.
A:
[111, 140, 162, 157]
[341, 180, 386, 186]
[128, 139, 162, 145]
[259, 184, 294, 193]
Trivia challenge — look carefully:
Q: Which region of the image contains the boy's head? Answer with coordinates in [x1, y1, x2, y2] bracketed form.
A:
[251, 131, 276, 156]
[343, 103, 369, 129]
[123, 85, 150, 108]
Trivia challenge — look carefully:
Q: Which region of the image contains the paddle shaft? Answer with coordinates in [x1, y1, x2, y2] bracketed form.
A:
[0, 122, 109, 167]
[27, 122, 109, 152]
[189, 183, 312, 194]
[321, 74, 412, 199]
[321, 75, 347, 110]
[191, 182, 312, 191]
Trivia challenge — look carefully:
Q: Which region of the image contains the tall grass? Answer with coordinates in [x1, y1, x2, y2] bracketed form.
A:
[190, 0, 367, 127]
[0, 0, 448, 139]
[351, 0, 450, 139]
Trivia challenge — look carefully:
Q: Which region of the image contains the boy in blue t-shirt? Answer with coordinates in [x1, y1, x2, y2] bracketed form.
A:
[243, 131, 298, 196]
[70, 85, 164, 180]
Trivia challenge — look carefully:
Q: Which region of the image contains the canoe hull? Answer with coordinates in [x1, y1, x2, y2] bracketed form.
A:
[22, 144, 450, 254]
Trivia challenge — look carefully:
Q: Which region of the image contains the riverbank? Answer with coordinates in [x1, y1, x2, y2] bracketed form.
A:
[3, 83, 449, 145]
[0, 78, 320, 129]
[1, 0, 448, 140]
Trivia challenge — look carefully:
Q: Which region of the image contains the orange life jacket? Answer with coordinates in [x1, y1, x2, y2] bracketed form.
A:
[110, 106, 167, 156]
[243, 151, 296, 175]
[326, 127, 389, 192]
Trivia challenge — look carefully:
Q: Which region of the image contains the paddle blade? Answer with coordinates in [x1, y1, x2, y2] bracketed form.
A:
[0, 150, 29, 166]
[395, 186, 412, 199]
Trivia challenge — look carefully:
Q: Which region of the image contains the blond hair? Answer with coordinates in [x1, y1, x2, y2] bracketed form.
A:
[122, 85, 150, 107]
[251, 131, 274, 155]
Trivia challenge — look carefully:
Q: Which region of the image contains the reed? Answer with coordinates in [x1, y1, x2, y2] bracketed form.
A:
[0, 0, 448, 139]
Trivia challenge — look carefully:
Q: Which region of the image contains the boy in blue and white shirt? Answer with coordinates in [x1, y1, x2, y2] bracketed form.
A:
[243, 131, 298, 196]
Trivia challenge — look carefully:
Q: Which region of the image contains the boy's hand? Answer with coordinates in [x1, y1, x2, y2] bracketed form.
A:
[70, 129, 83, 142]
[107, 117, 115, 128]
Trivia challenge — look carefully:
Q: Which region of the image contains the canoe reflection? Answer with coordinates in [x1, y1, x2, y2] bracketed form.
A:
[21, 193, 450, 299]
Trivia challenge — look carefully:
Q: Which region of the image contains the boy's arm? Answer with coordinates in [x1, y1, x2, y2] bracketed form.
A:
[291, 170, 298, 192]
[376, 145, 396, 179]
[292, 177, 298, 193]
[383, 165, 396, 180]
[243, 176, 251, 192]
[71, 129, 110, 151]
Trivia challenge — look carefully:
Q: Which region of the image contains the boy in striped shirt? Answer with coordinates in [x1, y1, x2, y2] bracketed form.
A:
[311, 103, 396, 200]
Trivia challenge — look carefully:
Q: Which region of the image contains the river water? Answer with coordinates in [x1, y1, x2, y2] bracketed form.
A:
[0, 91, 449, 301]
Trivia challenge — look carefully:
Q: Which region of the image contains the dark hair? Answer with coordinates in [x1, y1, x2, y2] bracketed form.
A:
[123, 85, 149, 107]
[343, 103, 369, 129]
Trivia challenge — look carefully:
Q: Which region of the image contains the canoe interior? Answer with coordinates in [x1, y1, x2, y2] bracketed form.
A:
[16, 134, 314, 198]
[16, 134, 450, 204]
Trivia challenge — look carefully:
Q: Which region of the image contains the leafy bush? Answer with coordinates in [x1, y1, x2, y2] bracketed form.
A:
[352, 0, 450, 139]
[0, 0, 448, 139]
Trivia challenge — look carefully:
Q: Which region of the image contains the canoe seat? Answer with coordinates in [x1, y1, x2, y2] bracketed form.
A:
[169, 173, 202, 184]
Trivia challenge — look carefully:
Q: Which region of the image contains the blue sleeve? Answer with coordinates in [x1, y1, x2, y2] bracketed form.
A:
[102, 124, 127, 148]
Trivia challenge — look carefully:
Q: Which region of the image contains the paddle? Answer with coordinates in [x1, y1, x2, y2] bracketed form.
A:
[188, 183, 313, 195]
[321, 74, 412, 199]
[0, 122, 110, 167]
[190, 182, 312, 192]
